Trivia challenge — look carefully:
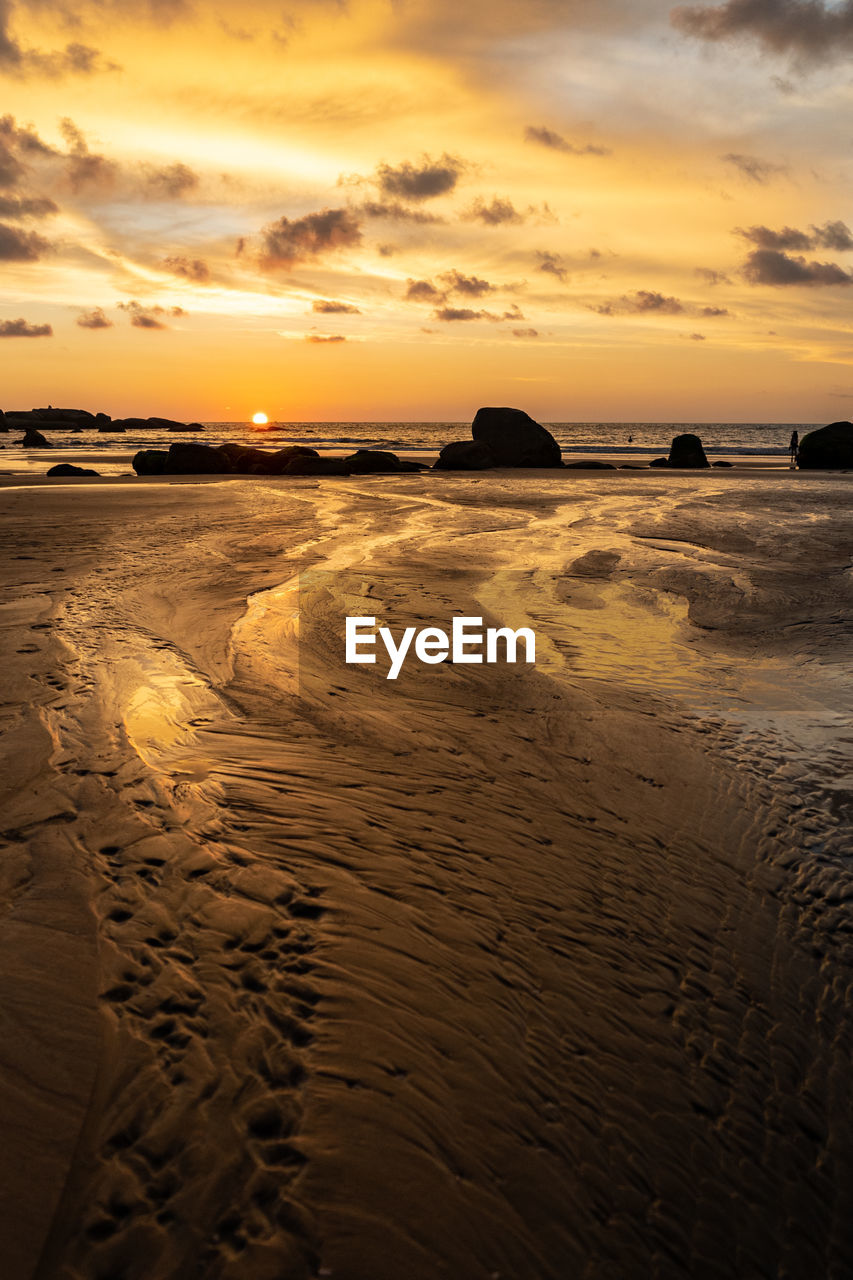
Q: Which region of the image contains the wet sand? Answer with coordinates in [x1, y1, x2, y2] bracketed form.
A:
[0, 470, 851, 1280]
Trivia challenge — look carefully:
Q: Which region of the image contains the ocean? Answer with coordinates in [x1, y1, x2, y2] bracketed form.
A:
[3, 419, 810, 471]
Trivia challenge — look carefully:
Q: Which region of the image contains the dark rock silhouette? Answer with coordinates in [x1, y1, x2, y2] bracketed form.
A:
[797, 421, 853, 469]
[47, 463, 100, 477]
[344, 449, 406, 474]
[668, 433, 710, 468]
[18, 428, 52, 447]
[284, 455, 348, 476]
[132, 449, 171, 475]
[116, 416, 202, 432]
[712, 460, 733, 468]
[649, 457, 669, 468]
[471, 406, 562, 467]
[98, 423, 126, 433]
[434, 440, 496, 470]
[564, 460, 616, 469]
[166, 443, 230, 474]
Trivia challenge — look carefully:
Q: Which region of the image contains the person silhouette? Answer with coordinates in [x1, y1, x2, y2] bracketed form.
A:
[789, 429, 799, 467]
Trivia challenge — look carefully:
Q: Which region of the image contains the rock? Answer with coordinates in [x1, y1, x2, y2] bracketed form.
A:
[169, 422, 205, 432]
[344, 449, 405, 474]
[283, 455, 348, 476]
[471, 406, 562, 467]
[98, 423, 126, 432]
[563, 460, 616, 470]
[619, 464, 646, 469]
[712, 460, 733, 468]
[94, 412, 111, 426]
[166, 442, 232, 474]
[47, 463, 100, 477]
[797, 421, 853, 470]
[434, 440, 496, 470]
[667, 432, 710, 468]
[649, 457, 669, 468]
[19, 428, 52, 447]
[218, 443, 319, 475]
[132, 449, 170, 475]
[114, 416, 194, 431]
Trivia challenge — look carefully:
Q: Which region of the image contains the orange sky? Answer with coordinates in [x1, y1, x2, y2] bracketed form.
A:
[2, 0, 852, 421]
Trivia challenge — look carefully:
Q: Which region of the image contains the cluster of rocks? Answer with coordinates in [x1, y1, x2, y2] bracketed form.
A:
[131, 443, 427, 477]
[0, 407, 204, 439]
[435, 407, 563, 469]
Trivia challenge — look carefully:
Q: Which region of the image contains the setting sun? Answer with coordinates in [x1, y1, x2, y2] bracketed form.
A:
[252, 412, 268, 425]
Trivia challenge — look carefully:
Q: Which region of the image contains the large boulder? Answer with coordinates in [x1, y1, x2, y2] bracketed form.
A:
[434, 440, 495, 470]
[47, 463, 100, 477]
[19, 428, 52, 447]
[797, 421, 853, 469]
[167, 442, 231, 474]
[344, 449, 405, 474]
[471, 406, 562, 467]
[668, 433, 710, 468]
[98, 423, 126, 432]
[132, 449, 170, 475]
[283, 455, 348, 476]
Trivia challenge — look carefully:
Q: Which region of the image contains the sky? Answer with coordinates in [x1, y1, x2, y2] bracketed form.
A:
[2, 0, 853, 421]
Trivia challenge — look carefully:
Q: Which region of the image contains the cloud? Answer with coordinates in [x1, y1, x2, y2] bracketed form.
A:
[0, 316, 51, 336]
[695, 266, 730, 285]
[306, 333, 346, 343]
[536, 250, 568, 282]
[143, 162, 198, 197]
[312, 299, 361, 313]
[737, 223, 813, 250]
[593, 290, 685, 315]
[433, 306, 484, 321]
[118, 300, 185, 327]
[163, 255, 210, 282]
[76, 306, 113, 329]
[60, 117, 118, 192]
[375, 153, 465, 201]
[0, 3, 117, 79]
[0, 221, 50, 260]
[405, 278, 444, 302]
[0, 194, 58, 216]
[688, 332, 707, 340]
[524, 125, 611, 157]
[466, 196, 523, 225]
[701, 305, 730, 315]
[742, 247, 853, 284]
[437, 269, 495, 297]
[260, 207, 362, 269]
[433, 304, 524, 322]
[360, 199, 444, 224]
[513, 327, 539, 337]
[812, 220, 853, 251]
[722, 152, 786, 183]
[671, 0, 853, 64]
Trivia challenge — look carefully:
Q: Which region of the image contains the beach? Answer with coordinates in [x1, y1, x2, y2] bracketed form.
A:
[1, 464, 851, 1280]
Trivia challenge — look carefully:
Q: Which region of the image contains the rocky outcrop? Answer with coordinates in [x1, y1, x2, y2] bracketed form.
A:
[284, 455, 348, 476]
[18, 428, 52, 447]
[649, 457, 669, 468]
[667, 433, 710, 468]
[344, 449, 407, 474]
[47, 463, 100, 477]
[131, 442, 423, 478]
[115, 417, 204, 432]
[712, 460, 733, 468]
[564, 460, 616, 470]
[434, 440, 496, 470]
[797, 421, 853, 470]
[98, 423, 126, 432]
[471, 406, 562, 467]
